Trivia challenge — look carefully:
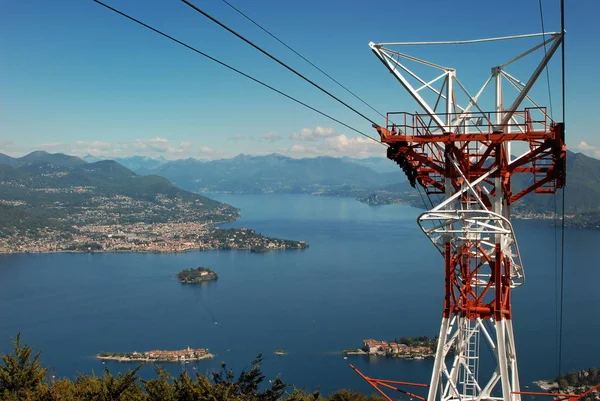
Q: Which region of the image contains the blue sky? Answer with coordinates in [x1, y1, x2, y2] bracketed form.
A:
[1, 0, 598, 160]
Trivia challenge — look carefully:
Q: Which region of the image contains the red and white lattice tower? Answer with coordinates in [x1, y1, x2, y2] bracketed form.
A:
[365, 32, 566, 401]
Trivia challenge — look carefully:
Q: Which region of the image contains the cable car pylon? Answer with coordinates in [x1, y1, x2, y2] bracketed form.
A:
[351, 31, 575, 401]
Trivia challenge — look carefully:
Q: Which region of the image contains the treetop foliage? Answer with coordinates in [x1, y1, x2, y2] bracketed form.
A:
[0, 334, 386, 401]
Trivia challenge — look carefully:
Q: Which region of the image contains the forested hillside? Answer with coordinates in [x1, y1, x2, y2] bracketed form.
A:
[0, 152, 237, 237]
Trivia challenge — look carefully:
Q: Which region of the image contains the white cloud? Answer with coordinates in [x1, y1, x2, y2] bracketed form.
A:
[1, 130, 386, 161]
[290, 126, 337, 141]
[324, 134, 384, 158]
[39, 142, 63, 149]
[1, 137, 221, 160]
[574, 141, 600, 159]
[70, 141, 115, 156]
[121, 137, 171, 153]
[278, 134, 385, 159]
[0, 141, 37, 156]
[281, 143, 322, 157]
[261, 132, 281, 142]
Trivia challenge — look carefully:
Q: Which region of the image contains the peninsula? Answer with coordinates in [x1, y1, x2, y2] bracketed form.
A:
[0, 153, 309, 254]
[97, 347, 214, 363]
[176, 267, 218, 283]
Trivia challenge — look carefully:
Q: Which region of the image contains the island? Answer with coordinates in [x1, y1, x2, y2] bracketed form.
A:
[176, 267, 218, 283]
[344, 336, 438, 359]
[97, 347, 214, 363]
[534, 368, 600, 401]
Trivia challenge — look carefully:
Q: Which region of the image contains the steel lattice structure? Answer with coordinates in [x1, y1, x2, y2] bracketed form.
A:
[353, 32, 569, 401]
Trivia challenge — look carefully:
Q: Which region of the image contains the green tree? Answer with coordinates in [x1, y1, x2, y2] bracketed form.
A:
[588, 367, 598, 382]
[327, 389, 386, 401]
[558, 378, 569, 390]
[566, 371, 579, 386]
[210, 355, 287, 401]
[143, 367, 176, 401]
[72, 366, 144, 401]
[0, 334, 431, 401]
[0, 332, 48, 398]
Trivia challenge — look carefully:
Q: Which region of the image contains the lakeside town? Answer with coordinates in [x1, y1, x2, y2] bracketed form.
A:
[97, 347, 214, 363]
[0, 167, 311, 254]
[345, 337, 437, 359]
[0, 223, 308, 254]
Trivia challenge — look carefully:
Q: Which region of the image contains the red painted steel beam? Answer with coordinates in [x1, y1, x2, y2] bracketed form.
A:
[514, 383, 600, 401]
[349, 364, 429, 401]
[382, 132, 555, 144]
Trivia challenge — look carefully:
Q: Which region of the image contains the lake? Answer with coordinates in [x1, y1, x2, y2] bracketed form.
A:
[0, 194, 598, 396]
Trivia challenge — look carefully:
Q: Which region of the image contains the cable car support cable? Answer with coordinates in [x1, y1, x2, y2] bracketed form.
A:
[91, 0, 383, 146]
[217, 0, 389, 121]
[181, 0, 380, 127]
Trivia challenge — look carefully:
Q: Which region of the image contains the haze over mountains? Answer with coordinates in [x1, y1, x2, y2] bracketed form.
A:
[134, 154, 404, 195]
[83, 151, 600, 214]
[3, 150, 600, 227]
[81, 153, 404, 195]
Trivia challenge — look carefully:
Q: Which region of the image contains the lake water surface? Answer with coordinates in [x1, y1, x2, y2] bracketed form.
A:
[0, 194, 598, 395]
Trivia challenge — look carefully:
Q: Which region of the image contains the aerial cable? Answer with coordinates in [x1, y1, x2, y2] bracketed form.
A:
[217, 0, 389, 121]
[539, 0, 559, 374]
[538, 0, 554, 118]
[181, 0, 380, 127]
[558, 0, 566, 376]
[415, 184, 429, 211]
[553, 189, 560, 374]
[91, 0, 384, 146]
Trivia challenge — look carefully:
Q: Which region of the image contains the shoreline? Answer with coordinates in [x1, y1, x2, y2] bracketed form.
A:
[97, 353, 215, 363]
[1, 223, 308, 255]
[0, 247, 309, 256]
[343, 351, 433, 359]
[533, 380, 559, 391]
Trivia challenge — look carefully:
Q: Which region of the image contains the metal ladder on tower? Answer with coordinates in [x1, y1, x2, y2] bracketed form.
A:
[461, 321, 480, 399]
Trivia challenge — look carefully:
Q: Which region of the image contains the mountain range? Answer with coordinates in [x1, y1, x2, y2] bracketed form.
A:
[93, 152, 600, 218]
[1, 150, 88, 168]
[2, 150, 600, 228]
[125, 153, 404, 195]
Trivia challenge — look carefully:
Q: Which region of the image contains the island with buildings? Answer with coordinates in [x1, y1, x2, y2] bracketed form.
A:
[534, 368, 600, 401]
[345, 336, 437, 359]
[176, 267, 218, 283]
[97, 347, 214, 363]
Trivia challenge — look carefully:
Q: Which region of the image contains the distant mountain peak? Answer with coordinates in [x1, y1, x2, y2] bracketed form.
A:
[15, 151, 88, 168]
[24, 150, 51, 158]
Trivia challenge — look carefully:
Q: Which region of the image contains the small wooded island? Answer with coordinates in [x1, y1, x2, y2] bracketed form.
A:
[176, 267, 218, 283]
